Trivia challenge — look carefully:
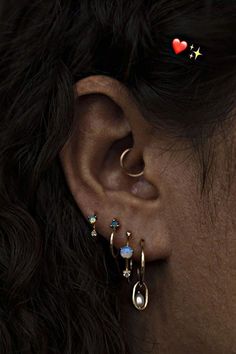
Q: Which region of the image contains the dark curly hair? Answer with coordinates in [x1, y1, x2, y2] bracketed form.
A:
[0, 0, 235, 353]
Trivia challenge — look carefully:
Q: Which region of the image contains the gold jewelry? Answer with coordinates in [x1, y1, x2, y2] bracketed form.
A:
[120, 231, 134, 279]
[110, 218, 120, 258]
[88, 214, 97, 237]
[132, 239, 149, 310]
[120, 148, 144, 178]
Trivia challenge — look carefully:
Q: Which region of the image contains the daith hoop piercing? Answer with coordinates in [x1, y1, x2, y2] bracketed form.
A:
[88, 214, 98, 237]
[120, 148, 144, 178]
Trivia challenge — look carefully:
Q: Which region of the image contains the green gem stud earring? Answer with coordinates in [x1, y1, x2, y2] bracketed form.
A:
[88, 214, 98, 237]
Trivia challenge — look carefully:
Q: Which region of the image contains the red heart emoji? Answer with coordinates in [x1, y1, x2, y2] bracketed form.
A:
[172, 38, 188, 54]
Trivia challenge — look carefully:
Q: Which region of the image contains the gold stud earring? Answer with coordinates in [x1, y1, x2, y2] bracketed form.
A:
[120, 231, 134, 279]
[88, 214, 97, 237]
[110, 218, 120, 258]
[132, 239, 149, 310]
[120, 148, 144, 178]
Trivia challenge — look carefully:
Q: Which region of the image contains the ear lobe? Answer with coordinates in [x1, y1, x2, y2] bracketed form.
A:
[59, 75, 172, 261]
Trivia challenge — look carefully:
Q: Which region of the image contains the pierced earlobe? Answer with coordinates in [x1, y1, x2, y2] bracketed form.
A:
[88, 214, 98, 237]
[87, 214, 149, 310]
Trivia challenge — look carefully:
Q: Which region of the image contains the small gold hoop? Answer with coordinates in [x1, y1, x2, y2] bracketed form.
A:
[109, 219, 120, 258]
[139, 239, 145, 283]
[110, 230, 119, 258]
[120, 148, 144, 178]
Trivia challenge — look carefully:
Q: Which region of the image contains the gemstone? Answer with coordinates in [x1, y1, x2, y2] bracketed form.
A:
[88, 215, 97, 224]
[135, 291, 145, 308]
[120, 245, 133, 259]
[123, 269, 131, 278]
[110, 219, 120, 230]
[91, 230, 97, 237]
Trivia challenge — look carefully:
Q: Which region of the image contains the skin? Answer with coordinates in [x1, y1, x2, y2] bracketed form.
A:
[59, 75, 236, 354]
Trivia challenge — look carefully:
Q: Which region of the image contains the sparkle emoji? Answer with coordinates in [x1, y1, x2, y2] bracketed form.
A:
[193, 47, 203, 60]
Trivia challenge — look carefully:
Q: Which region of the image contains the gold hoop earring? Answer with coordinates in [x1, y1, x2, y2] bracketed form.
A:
[110, 219, 120, 258]
[120, 231, 134, 279]
[88, 214, 97, 237]
[132, 239, 149, 310]
[120, 148, 144, 178]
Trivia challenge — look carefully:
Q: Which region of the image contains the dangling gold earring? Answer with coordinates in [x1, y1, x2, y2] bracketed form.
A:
[110, 218, 120, 258]
[132, 239, 149, 310]
[120, 231, 134, 279]
[88, 214, 98, 237]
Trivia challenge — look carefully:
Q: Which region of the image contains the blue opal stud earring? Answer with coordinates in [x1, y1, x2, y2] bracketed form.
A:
[120, 231, 134, 278]
[110, 218, 120, 258]
[88, 214, 97, 237]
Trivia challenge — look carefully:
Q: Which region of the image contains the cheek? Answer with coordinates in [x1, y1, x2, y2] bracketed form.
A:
[150, 149, 236, 347]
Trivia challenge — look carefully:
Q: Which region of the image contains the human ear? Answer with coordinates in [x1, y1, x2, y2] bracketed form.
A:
[59, 75, 171, 261]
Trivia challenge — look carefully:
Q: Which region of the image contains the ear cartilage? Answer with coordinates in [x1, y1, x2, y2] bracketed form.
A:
[88, 214, 98, 237]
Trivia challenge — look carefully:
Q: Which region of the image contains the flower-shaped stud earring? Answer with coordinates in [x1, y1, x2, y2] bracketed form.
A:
[88, 214, 97, 237]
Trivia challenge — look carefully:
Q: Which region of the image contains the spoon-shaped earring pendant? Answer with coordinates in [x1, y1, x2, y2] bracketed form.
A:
[132, 239, 149, 310]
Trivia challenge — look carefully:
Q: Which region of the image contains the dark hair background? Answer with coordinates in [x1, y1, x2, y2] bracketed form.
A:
[0, 0, 235, 353]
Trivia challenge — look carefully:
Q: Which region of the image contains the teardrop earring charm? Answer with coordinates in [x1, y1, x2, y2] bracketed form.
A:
[120, 231, 134, 279]
[132, 239, 149, 310]
[110, 218, 120, 258]
[88, 214, 98, 237]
